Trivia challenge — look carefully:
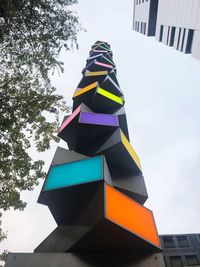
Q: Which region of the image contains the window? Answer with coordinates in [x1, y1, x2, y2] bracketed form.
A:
[196, 234, 200, 242]
[170, 26, 176, 46]
[186, 29, 194, 53]
[162, 236, 176, 248]
[181, 28, 186, 51]
[137, 22, 139, 32]
[159, 25, 164, 42]
[167, 26, 170, 45]
[177, 28, 181, 50]
[170, 256, 183, 267]
[140, 22, 143, 34]
[176, 235, 190, 247]
[186, 255, 199, 266]
[144, 23, 146, 35]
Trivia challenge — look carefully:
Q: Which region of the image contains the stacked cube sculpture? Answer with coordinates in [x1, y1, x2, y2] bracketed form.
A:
[36, 41, 161, 256]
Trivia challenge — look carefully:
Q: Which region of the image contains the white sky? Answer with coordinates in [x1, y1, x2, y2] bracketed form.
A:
[1, 0, 200, 254]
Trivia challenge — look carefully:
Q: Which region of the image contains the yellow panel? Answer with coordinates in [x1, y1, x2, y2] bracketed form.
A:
[73, 82, 98, 98]
[85, 70, 108, 77]
[97, 87, 123, 105]
[120, 130, 142, 171]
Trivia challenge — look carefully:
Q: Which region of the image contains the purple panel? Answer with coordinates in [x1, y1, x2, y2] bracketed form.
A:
[79, 112, 119, 127]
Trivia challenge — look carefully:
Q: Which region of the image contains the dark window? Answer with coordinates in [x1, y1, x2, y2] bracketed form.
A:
[186, 255, 199, 266]
[170, 26, 176, 46]
[159, 25, 163, 42]
[163, 236, 176, 248]
[144, 23, 146, 35]
[141, 22, 143, 34]
[176, 235, 190, 247]
[181, 28, 186, 51]
[177, 28, 181, 50]
[186, 29, 194, 53]
[167, 26, 170, 45]
[170, 256, 183, 267]
[196, 234, 200, 242]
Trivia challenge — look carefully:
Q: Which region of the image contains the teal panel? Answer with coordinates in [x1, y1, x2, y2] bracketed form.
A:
[44, 156, 103, 191]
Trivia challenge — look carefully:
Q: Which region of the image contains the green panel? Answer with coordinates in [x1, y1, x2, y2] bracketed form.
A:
[97, 87, 123, 104]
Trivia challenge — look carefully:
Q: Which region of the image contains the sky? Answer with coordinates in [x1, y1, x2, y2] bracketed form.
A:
[1, 0, 200, 254]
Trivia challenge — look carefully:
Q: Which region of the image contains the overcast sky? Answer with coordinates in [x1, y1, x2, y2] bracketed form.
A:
[1, 0, 200, 254]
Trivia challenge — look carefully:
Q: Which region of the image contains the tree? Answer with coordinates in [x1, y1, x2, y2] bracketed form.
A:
[0, 0, 81, 261]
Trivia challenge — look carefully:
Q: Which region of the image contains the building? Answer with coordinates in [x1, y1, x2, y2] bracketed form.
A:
[160, 233, 200, 267]
[133, 0, 158, 36]
[133, 0, 200, 61]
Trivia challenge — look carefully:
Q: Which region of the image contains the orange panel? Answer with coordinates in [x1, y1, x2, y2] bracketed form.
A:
[73, 82, 98, 98]
[105, 184, 160, 248]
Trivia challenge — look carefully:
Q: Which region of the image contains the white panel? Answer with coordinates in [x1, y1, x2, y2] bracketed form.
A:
[134, 1, 150, 23]
[176, 0, 182, 27]
[172, 0, 179, 26]
[156, 0, 162, 25]
[169, 0, 173, 26]
[197, 38, 200, 60]
[173, 27, 179, 49]
[181, 0, 188, 28]
[182, 29, 189, 53]
[155, 25, 160, 41]
[158, 0, 169, 25]
[178, 28, 183, 51]
[196, 1, 200, 30]
[190, 0, 199, 29]
[195, 35, 200, 60]
[162, 25, 169, 45]
[185, 0, 194, 28]
[165, 25, 170, 45]
[191, 30, 200, 58]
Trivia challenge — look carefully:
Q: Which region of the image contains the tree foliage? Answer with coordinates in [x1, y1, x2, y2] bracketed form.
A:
[0, 0, 81, 253]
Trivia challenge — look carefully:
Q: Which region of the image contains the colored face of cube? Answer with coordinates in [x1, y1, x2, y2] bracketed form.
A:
[44, 156, 103, 191]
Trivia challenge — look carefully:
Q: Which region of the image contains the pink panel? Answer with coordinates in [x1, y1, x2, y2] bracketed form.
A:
[59, 106, 81, 133]
[96, 61, 113, 69]
[93, 50, 107, 53]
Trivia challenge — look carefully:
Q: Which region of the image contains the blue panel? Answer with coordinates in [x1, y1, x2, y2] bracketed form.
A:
[44, 156, 103, 191]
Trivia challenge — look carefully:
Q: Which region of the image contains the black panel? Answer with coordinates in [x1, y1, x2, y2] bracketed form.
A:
[148, 0, 158, 36]
[69, 219, 160, 253]
[38, 181, 104, 226]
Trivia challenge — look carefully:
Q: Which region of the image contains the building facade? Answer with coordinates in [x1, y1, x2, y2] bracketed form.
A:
[160, 233, 200, 267]
[133, 0, 158, 36]
[133, 0, 200, 61]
